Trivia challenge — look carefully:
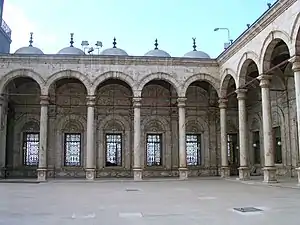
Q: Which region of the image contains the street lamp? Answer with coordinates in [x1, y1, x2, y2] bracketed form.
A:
[81, 40, 103, 55]
[214, 27, 233, 49]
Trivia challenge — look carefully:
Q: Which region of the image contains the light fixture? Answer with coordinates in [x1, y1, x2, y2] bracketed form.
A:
[95, 41, 103, 47]
[236, 146, 239, 150]
[253, 143, 257, 148]
[213, 27, 232, 50]
[81, 40, 89, 47]
[277, 141, 281, 146]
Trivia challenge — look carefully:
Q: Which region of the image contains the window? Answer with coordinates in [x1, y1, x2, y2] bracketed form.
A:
[186, 134, 201, 165]
[227, 134, 239, 165]
[64, 133, 81, 166]
[146, 134, 162, 166]
[105, 134, 122, 166]
[273, 126, 282, 164]
[252, 131, 260, 164]
[23, 132, 39, 166]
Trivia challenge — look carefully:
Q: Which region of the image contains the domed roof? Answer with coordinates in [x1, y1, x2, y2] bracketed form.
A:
[183, 38, 210, 59]
[14, 32, 44, 55]
[144, 39, 171, 57]
[100, 37, 128, 56]
[57, 33, 85, 55]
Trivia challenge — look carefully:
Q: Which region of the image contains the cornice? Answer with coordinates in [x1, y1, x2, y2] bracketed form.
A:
[217, 0, 296, 65]
[0, 54, 219, 67]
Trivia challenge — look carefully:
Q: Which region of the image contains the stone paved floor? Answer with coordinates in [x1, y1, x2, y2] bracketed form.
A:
[0, 178, 299, 225]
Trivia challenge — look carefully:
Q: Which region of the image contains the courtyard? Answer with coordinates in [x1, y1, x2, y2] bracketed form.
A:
[0, 178, 299, 224]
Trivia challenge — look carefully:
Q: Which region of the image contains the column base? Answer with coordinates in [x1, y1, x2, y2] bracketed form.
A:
[295, 167, 300, 184]
[220, 166, 230, 178]
[238, 166, 250, 181]
[178, 167, 188, 180]
[85, 168, 95, 181]
[37, 168, 47, 182]
[262, 166, 277, 183]
[133, 168, 143, 181]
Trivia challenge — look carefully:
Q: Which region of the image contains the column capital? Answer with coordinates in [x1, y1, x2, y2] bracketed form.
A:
[257, 75, 272, 88]
[235, 88, 247, 100]
[218, 98, 228, 109]
[40, 95, 49, 106]
[86, 95, 96, 106]
[177, 97, 187, 108]
[132, 97, 142, 108]
[289, 56, 300, 72]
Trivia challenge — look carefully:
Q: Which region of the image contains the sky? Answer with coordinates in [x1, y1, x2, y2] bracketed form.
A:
[3, 0, 278, 58]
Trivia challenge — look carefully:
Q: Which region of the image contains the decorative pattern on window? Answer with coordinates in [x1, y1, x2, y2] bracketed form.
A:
[64, 133, 81, 166]
[186, 134, 201, 165]
[146, 134, 162, 166]
[106, 134, 122, 166]
[23, 133, 39, 166]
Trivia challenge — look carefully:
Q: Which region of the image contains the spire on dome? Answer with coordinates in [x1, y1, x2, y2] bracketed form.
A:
[113, 37, 117, 48]
[154, 39, 158, 50]
[70, 33, 74, 47]
[192, 37, 197, 51]
[29, 32, 33, 47]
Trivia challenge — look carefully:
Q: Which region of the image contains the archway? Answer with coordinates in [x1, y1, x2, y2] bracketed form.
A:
[141, 80, 177, 176]
[94, 78, 133, 176]
[185, 80, 218, 175]
[48, 77, 88, 175]
[2, 76, 42, 178]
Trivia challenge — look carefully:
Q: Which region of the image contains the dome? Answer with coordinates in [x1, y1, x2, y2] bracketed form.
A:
[57, 47, 85, 55]
[183, 50, 210, 59]
[14, 32, 44, 55]
[144, 39, 171, 57]
[15, 46, 44, 55]
[57, 33, 85, 55]
[183, 38, 210, 59]
[100, 37, 128, 56]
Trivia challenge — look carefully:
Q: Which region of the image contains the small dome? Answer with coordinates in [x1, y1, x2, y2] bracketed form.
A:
[15, 46, 44, 55]
[57, 47, 85, 55]
[144, 39, 171, 57]
[57, 33, 85, 55]
[183, 50, 210, 59]
[183, 38, 210, 59]
[100, 37, 128, 56]
[14, 32, 44, 55]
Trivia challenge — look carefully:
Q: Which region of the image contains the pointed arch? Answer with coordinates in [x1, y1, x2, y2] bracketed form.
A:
[44, 70, 91, 95]
[237, 51, 260, 87]
[137, 72, 180, 96]
[91, 71, 134, 96]
[0, 69, 45, 94]
[181, 73, 220, 97]
[220, 73, 237, 98]
[291, 12, 300, 56]
[260, 30, 292, 72]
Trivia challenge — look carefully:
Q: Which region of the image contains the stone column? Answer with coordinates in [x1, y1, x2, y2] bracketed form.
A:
[290, 57, 300, 183]
[0, 95, 5, 178]
[37, 95, 49, 181]
[133, 97, 142, 180]
[219, 98, 229, 178]
[85, 95, 96, 180]
[258, 75, 277, 183]
[178, 97, 188, 179]
[236, 89, 250, 180]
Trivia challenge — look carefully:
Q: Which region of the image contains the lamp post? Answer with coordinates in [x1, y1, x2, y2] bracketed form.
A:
[214, 27, 233, 49]
[81, 40, 103, 55]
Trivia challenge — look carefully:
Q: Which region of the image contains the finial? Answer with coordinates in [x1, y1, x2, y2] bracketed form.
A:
[192, 37, 197, 51]
[113, 37, 117, 48]
[70, 33, 74, 47]
[154, 39, 158, 50]
[29, 32, 33, 47]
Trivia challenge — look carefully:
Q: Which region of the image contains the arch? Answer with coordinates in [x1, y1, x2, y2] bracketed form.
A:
[44, 70, 91, 96]
[56, 114, 86, 131]
[91, 71, 134, 96]
[220, 74, 237, 98]
[237, 52, 260, 87]
[137, 72, 180, 96]
[260, 30, 292, 72]
[181, 73, 220, 97]
[97, 114, 130, 131]
[290, 12, 300, 56]
[186, 116, 209, 132]
[0, 69, 45, 94]
[141, 115, 170, 132]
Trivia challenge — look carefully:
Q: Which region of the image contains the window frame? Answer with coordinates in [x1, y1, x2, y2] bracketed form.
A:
[146, 133, 163, 167]
[186, 133, 201, 166]
[22, 132, 40, 167]
[105, 133, 123, 167]
[63, 133, 82, 167]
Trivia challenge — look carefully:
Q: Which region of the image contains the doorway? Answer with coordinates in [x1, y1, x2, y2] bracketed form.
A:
[227, 133, 239, 176]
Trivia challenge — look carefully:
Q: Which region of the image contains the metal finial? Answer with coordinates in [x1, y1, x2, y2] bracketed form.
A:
[29, 32, 33, 47]
[70, 33, 74, 47]
[154, 39, 158, 50]
[113, 37, 117, 48]
[192, 37, 197, 51]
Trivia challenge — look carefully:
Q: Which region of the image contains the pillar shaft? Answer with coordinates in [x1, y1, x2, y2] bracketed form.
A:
[133, 97, 142, 180]
[219, 98, 229, 178]
[178, 98, 188, 179]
